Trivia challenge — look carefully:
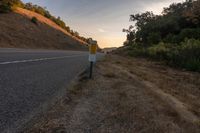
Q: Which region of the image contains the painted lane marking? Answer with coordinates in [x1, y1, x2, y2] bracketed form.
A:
[0, 54, 86, 65]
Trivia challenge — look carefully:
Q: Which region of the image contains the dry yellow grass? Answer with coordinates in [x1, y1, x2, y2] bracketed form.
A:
[0, 7, 87, 50]
[15, 8, 87, 45]
[22, 54, 200, 133]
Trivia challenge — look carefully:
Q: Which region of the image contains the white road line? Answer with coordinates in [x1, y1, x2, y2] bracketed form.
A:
[0, 54, 86, 65]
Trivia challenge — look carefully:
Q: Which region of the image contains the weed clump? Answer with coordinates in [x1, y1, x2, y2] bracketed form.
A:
[31, 17, 38, 25]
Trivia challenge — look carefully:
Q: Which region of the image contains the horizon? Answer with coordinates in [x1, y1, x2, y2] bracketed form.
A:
[22, 0, 184, 48]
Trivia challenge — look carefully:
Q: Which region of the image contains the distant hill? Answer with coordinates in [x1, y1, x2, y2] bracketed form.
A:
[0, 7, 88, 50]
[102, 47, 117, 53]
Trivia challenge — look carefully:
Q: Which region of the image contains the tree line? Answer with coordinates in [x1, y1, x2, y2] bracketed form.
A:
[123, 0, 200, 72]
[0, 0, 92, 43]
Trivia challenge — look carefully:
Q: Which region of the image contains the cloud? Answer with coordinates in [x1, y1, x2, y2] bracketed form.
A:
[98, 28, 106, 33]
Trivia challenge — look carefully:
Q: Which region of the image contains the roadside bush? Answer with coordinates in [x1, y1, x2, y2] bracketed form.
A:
[127, 44, 147, 57]
[147, 42, 171, 60]
[124, 0, 200, 72]
[0, 0, 25, 13]
[147, 32, 161, 45]
[151, 39, 200, 71]
[179, 28, 200, 41]
[163, 28, 200, 44]
[178, 39, 200, 71]
[128, 39, 200, 72]
[164, 34, 179, 43]
[31, 17, 38, 25]
[0, 2, 12, 13]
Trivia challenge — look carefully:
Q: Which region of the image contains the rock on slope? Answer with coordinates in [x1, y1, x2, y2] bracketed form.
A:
[0, 8, 88, 50]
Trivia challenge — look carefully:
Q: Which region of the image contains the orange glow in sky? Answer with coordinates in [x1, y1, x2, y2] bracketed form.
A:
[23, 0, 184, 48]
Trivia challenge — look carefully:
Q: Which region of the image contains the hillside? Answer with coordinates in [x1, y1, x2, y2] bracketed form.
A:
[0, 7, 88, 50]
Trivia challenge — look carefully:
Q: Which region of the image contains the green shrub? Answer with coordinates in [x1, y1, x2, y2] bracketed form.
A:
[179, 28, 200, 41]
[147, 32, 161, 45]
[31, 17, 38, 24]
[164, 34, 179, 43]
[183, 59, 200, 71]
[127, 44, 147, 57]
[178, 39, 200, 71]
[128, 39, 200, 72]
[0, 2, 12, 13]
[0, 0, 25, 13]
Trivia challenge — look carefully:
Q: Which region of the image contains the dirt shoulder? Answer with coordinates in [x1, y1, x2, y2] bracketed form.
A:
[23, 54, 200, 133]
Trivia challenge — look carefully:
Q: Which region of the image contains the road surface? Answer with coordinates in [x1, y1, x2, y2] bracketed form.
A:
[0, 48, 98, 132]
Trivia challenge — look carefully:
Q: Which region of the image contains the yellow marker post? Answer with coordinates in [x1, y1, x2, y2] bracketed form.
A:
[88, 39, 97, 78]
[90, 44, 97, 54]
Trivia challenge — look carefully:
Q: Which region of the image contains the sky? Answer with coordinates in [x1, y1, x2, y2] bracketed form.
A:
[22, 0, 184, 48]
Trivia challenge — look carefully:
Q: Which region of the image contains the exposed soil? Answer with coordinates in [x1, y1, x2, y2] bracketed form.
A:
[0, 8, 87, 50]
[22, 54, 200, 133]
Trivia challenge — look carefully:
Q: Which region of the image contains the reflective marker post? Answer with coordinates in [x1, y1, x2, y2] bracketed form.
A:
[88, 39, 97, 79]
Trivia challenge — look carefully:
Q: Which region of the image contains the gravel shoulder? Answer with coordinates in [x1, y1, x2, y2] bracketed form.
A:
[23, 54, 200, 133]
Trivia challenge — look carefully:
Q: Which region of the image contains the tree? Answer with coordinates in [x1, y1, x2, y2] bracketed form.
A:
[130, 11, 157, 30]
[162, 0, 193, 15]
[24, 3, 34, 11]
[0, 1, 12, 13]
[4, 0, 24, 7]
[124, 0, 200, 45]
[183, 0, 200, 25]
[74, 31, 79, 37]
[123, 25, 136, 45]
[147, 32, 161, 45]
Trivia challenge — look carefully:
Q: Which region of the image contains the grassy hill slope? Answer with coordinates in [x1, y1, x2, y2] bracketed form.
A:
[0, 7, 88, 50]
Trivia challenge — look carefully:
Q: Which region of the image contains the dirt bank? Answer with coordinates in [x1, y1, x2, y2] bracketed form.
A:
[23, 54, 200, 133]
[0, 8, 87, 50]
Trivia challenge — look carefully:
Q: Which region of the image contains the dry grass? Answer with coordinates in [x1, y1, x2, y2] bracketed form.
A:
[22, 54, 200, 133]
[103, 72, 117, 78]
[15, 8, 87, 45]
[0, 7, 87, 50]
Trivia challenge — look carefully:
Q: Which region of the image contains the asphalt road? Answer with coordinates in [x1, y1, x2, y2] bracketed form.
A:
[0, 48, 99, 132]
